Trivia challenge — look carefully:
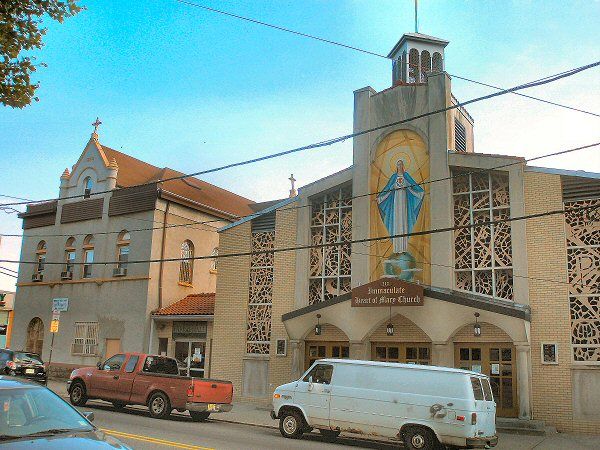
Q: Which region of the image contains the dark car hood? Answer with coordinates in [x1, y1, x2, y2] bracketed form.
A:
[1, 430, 130, 449]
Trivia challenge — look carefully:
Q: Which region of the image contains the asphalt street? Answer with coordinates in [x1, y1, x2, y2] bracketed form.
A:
[76, 401, 402, 450]
[73, 399, 600, 450]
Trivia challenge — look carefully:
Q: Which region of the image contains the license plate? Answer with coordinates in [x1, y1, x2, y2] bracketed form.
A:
[207, 404, 218, 412]
[25, 369, 35, 375]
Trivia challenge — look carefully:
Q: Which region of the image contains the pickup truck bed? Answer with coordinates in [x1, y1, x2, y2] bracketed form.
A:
[68, 352, 233, 420]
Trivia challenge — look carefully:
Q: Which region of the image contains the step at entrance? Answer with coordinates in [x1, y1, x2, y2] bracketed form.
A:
[496, 418, 555, 436]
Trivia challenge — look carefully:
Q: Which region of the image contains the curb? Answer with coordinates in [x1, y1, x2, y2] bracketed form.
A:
[58, 393, 278, 430]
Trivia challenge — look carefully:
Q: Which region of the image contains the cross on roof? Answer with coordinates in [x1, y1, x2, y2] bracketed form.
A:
[288, 174, 297, 198]
[92, 117, 102, 133]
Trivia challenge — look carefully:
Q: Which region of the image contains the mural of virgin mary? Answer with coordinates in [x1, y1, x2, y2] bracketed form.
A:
[376, 159, 425, 255]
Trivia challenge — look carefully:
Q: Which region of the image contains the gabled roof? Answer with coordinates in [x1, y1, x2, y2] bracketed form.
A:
[153, 293, 215, 316]
[100, 146, 255, 219]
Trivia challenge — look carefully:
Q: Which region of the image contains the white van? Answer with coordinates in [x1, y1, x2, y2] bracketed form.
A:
[271, 359, 497, 449]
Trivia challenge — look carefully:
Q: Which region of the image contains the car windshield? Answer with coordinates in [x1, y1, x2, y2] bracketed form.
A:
[0, 386, 93, 440]
[13, 353, 43, 364]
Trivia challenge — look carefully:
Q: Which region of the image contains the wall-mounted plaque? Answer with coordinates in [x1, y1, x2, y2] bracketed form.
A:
[351, 278, 424, 307]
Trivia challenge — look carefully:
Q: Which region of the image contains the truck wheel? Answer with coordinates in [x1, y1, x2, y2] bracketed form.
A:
[403, 426, 441, 450]
[319, 429, 341, 441]
[189, 411, 210, 422]
[69, 381, 88, 407]
[112, 401, 126, 410]
[148, 392, 171, 419]
[279, 410, 304, 439]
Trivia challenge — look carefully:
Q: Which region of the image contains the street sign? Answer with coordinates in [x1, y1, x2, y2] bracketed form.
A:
[52, 298, 69, 312]
[52, 311, 61, 321]
[50, 320, 59, 333]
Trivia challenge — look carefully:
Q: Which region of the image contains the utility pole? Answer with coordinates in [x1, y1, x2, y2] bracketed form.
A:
[415, 0, 419, 33]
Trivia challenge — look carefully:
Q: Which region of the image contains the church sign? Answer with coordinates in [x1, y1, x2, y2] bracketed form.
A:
[351, 278, 424, 307]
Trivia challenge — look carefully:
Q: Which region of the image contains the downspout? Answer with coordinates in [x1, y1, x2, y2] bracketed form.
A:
[158, 200, 170, 310]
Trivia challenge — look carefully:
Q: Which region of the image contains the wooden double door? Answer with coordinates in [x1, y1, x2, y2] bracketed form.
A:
[371, 342, 431, 365]
[305, 341, 349, 371]
[455, 343, 518, 417]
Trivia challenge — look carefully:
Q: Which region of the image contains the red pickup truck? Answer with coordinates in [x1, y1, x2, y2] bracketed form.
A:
[67, 352, 233, 421]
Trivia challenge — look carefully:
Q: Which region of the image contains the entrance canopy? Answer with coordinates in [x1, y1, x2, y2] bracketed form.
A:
[282, 286, 531, 344]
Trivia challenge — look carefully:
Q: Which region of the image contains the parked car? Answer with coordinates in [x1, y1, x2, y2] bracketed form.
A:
[0, 349, 47, 385]
[271, 359, 498, 450]
[68, 352, 233, 421]
[0, 376, 130, 449]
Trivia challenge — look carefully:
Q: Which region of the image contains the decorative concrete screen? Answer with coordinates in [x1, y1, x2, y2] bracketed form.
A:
[308, 186, 352, 305]
[246, 230, 275, 354]
[452, 170, 513, 300]
[564, 198, 600, 363]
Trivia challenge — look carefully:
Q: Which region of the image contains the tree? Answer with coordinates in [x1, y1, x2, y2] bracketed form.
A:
[1, 1, 82, 108]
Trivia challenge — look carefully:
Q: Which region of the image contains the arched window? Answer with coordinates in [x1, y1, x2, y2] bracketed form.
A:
[25, 317, 44, 356]
[408, 48, 419, 83]
[210, 247, 219, 272]
[420, 50, 431, 82]
[64, 237, 76, 278]
[83, 176, 93, 198]
[82, 234, 94, 278]
[115, 230, 130, 275]
[432, 52, 443, 73]
[179, 240, 194, 284]
[34, 241, 47, 278]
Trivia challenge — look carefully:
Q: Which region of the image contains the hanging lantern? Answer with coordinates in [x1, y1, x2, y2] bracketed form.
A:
[386, 322, 394, 336]
[386, 305, 394, 336]
[473, 312, 481, 337]
[315, 314, 322, 336]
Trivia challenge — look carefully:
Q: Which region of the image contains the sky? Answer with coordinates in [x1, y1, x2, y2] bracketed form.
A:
[0, 0, 599, 291]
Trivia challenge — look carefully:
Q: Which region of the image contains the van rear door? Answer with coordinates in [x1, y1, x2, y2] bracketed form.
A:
[470, 376, 496, 438]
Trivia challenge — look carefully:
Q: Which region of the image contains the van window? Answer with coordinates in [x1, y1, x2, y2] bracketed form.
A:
[481, 377, 494, 401]
[470, 376, 484, 400]
[303, 364, 333, 385]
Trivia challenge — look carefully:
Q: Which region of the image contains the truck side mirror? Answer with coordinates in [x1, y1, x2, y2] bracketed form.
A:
[96, 362, 102, 369]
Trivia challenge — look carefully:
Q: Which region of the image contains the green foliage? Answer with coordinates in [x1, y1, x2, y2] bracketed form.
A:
[0, 0, 82, 108]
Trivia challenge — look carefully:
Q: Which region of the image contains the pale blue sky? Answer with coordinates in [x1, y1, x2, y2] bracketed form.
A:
[1, 0, 599, 290]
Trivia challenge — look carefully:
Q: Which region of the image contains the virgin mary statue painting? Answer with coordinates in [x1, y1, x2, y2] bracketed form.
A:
[377, 159, 425, 256]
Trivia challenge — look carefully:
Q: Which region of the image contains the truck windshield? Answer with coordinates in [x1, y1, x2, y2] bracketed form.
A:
[143, 356, 179, 375]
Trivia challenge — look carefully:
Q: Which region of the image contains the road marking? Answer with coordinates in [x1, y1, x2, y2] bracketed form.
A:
[101, 428, 214, 450]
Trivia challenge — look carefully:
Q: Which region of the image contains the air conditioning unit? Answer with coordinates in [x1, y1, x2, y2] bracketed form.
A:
[84, 188, 91, 198]
[31, 273, 44, 282]
[113, 267, 127, 277]
[61, 271, 73, 280]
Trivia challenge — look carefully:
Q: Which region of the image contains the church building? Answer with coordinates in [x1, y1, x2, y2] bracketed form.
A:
[210, 32, 600, 433]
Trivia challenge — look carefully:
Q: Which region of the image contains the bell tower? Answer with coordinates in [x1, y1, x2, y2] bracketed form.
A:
[388, 33, 449, 85]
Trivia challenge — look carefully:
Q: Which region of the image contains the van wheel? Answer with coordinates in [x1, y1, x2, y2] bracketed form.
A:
[69, 381, 88, 407]
[319, 429, 341, 441]
[190, 411, 210, 422]
[279, 410, 304, 439]
[148, 392, 171, 419]
[403, 426, 441, 450]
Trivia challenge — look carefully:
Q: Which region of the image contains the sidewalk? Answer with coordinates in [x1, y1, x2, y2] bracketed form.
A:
[49, 380, 600, 449]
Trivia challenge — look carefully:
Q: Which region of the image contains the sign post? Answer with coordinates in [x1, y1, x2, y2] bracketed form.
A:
[47, 308, 62, 371]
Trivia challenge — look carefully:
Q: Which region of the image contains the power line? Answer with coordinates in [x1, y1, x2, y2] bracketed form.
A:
[0, 266, 18, 274]
[174, 0, 600, 118]
[2, 140, 598, 239]
[0, 270, 18, 278]
[1, 60, 598, 210]
[3, 201, 597, 266]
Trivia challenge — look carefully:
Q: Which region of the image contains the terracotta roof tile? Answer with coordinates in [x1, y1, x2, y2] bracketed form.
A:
[101, 146, 255, 218]
[154, 293, 215, 316]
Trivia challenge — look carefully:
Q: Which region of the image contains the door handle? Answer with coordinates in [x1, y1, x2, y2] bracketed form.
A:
[113, 375, 119, 380]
